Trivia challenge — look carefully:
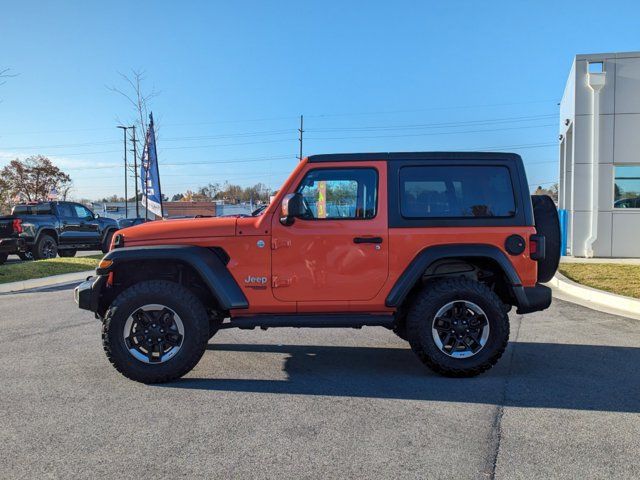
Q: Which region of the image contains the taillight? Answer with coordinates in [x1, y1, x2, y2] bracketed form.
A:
[530, 234, 546, 261]
[12, 218, 22, 234]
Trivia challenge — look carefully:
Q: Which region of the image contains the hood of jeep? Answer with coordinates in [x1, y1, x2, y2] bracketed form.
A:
[120, 216, 237, 245]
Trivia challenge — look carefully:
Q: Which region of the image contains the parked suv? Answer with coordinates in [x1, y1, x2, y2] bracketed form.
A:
[75, 152, 560, 383]
[0, 201, 118, 262]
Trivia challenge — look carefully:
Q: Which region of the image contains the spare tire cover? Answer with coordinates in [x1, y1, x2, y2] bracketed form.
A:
[531, 195, 561, 283]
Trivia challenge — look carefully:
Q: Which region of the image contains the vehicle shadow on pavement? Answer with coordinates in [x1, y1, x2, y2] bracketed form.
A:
[160, 342, 640, 413]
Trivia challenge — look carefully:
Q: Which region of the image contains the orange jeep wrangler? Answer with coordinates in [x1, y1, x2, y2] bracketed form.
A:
[75, 152, 559, 383]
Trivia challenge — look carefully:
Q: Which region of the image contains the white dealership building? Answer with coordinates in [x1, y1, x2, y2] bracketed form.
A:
[558, 51, 640, 257]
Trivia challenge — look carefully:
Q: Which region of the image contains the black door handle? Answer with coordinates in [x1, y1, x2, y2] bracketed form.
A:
[353, 236, 383, 244]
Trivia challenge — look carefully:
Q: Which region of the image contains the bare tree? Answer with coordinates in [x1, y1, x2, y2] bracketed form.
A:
[0, 67, 18, 87]
[107, 70, 160, 175]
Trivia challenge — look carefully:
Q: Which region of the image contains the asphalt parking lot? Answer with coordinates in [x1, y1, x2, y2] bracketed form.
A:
[0, 284, 638, 479]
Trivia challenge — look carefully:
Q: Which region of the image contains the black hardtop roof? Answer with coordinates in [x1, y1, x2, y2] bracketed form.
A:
[307, 152, 522, 163]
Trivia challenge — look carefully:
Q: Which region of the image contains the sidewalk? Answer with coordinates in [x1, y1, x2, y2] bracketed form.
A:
[547, 272, 640, 320]
[561, 257, 640, 265]
[0, 270, 93, 294]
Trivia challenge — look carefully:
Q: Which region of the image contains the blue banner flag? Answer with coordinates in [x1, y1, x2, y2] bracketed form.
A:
[140, 113, 163, 218]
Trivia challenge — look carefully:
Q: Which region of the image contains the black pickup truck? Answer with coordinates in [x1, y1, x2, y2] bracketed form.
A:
[0, 201, 118, 264]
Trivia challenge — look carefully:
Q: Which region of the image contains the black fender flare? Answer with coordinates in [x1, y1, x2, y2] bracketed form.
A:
[99, 245, 248, 310]
[100, 227, 117, 243]
[34, 227, 59, 245]
[385, 244, 523, 307]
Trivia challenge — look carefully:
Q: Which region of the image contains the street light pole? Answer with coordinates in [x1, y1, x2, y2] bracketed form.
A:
[116, 126, 129, 219]
[131, 125, 140, 218]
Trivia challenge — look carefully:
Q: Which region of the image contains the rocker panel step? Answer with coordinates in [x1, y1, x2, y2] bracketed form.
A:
[220, 314, 395, 330]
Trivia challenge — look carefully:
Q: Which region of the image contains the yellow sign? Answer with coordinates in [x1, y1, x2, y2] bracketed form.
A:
[317, 181, 327, 219]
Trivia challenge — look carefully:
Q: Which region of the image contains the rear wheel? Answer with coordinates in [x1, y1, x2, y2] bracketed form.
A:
[18, 251, 33, 261]
[58, 249, 77, 258]
[32, 234, 58, 260]
[102, 280, 210, 383]
[406, 278, 509, 377]
[0, 252, 7, 265]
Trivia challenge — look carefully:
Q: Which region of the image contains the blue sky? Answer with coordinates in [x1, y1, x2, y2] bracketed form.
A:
[0, 0, 638, 200]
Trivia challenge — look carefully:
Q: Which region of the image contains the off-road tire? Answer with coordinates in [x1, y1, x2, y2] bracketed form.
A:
[102, 280, 210, 384]
[531, 194, 561, 283]
[0, 252, 7, 265]
[101, 230, 115, 254]
[32, 234, 58, 260]
[392, 322, 409, 341]
[18, 251, 33, 261]
[58, 249, 77, 258]
[406, 278, 509, 377]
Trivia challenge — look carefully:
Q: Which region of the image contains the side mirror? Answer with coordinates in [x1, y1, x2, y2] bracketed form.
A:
[280, 193, 305, 225]
[94, 213, 100, 219]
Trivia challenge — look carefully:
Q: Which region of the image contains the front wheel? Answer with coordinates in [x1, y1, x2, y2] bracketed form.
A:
[406, 278, 509, 377]
[0, 252, 7, 265]
[102, 280, 210, 383]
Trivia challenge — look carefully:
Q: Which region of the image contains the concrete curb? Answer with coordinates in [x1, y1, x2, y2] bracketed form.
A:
[0, 270, 94, 294]
[547, 272, 640, 320]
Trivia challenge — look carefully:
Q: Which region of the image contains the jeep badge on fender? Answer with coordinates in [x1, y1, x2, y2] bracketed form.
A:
[244, 275, 269, 286]
[75, 152, 558, 384]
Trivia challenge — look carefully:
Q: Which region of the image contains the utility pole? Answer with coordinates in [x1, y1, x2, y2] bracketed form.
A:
[116, 126, 129, 218]
[131, 125, 140, 218]
[297, 115, 304, 162]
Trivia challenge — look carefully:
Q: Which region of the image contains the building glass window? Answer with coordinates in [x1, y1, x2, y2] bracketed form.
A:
[614, 166, 640, 209]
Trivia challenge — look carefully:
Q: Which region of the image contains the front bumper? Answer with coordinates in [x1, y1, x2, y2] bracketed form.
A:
[0, 237, 25, 254]
[514, 283, 552, 314]
[74, 275, 106, 313]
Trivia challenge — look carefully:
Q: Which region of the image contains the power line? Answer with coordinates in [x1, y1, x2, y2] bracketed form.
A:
[62, 154, 295, 170]
[304, 99, 558, 119]
[1, 124, 556, 160]
[305, 123, 556, 141]
[0, 129, 294, 150]
[528, 181, 557, 187]
[1, 113, 557, 150]
[82, 169, 292, 181]
[0, 99, 558, 137]
[1, 142, 557, 173]
[93, 171, 286, 188]
[306, 114, 556, 133]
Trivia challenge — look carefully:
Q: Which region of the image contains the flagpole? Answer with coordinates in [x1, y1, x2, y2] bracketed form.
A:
[144, 135, 149, 221]
[150, 112, 164, 218]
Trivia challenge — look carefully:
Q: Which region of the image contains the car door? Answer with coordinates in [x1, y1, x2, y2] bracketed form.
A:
[71, 204, 101, 244]
[270, 162, 388, 304]
[56, 203, 82, 245]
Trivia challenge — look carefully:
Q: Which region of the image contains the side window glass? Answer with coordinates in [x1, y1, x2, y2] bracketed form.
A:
[400, 165, 516, 218]
[73, 205, 93, 220]
[58, 204, 76, 218]
[296, 168, 378, 220]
